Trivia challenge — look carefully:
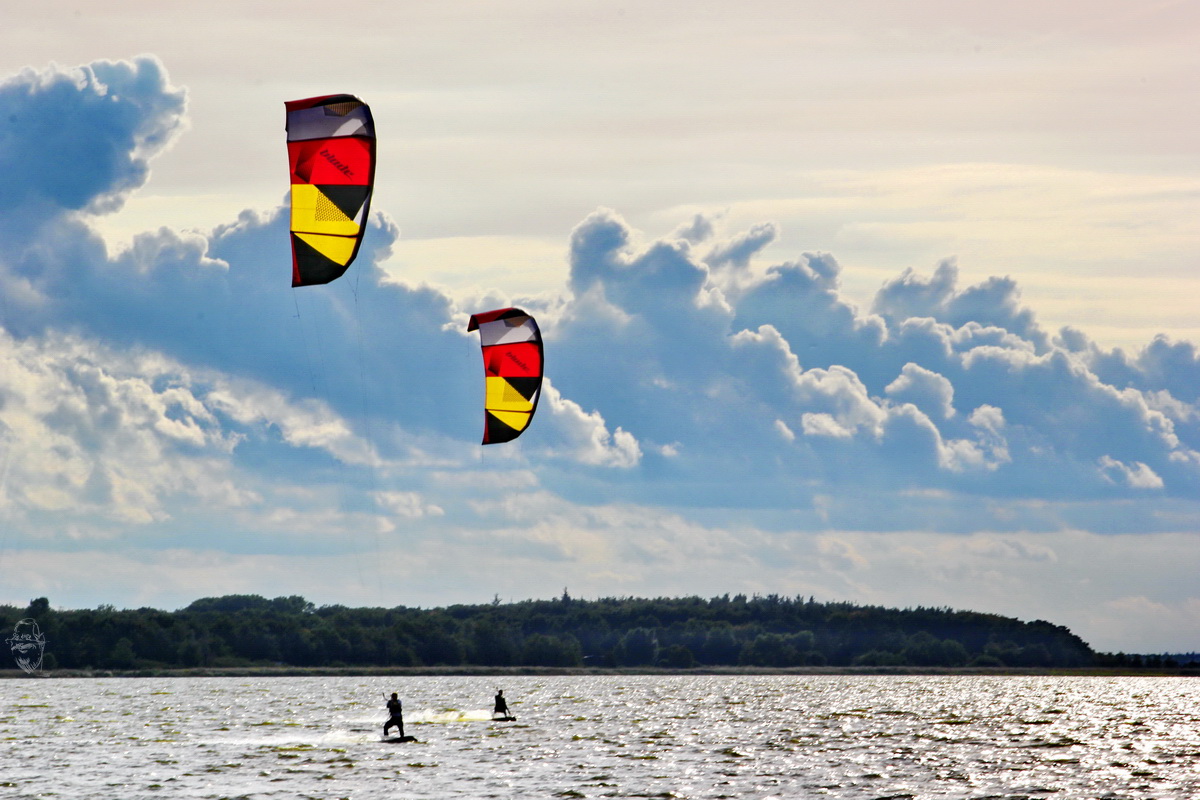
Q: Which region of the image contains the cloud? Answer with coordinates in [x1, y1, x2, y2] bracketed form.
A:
[874, 259, 1047, 348]
[374, 491, 445, 520]
[1131, 335, 1200, 404]
[1097, 456, 1164, 490]
[0, 56, 185, 218]
[0, 329, 260, 529]
[885, 363, 956, 420]
[551, 210, 1199, 512]
[535, 381, 641, 468]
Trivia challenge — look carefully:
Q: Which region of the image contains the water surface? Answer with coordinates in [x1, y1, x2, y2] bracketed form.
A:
[3, 675, 1198, 798]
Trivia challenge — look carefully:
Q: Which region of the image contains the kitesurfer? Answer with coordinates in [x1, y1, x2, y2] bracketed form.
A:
[493, 689, 510, 719]
[383, 692, 404, 736]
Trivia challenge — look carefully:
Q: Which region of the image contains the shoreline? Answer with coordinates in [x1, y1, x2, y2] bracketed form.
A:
[4, 665, 1197, 679]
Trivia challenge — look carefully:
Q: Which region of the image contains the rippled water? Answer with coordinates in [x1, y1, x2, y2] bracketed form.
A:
[2, 674, 1199, 798]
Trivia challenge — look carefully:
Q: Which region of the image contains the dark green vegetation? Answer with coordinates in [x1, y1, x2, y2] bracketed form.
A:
[0, 593, 1128, 672]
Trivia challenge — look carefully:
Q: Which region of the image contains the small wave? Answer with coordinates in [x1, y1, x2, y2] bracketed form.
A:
[318, 727, 381, 745]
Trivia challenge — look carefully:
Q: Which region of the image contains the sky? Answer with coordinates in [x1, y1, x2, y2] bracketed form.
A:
[0, 1, 1197, 653]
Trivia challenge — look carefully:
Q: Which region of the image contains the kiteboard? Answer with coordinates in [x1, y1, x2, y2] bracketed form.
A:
[382, 734, 418, 743]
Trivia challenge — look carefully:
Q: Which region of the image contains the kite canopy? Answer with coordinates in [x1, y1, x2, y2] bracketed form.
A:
[285, 94, 376, 286]
[467, 308, 544, 444]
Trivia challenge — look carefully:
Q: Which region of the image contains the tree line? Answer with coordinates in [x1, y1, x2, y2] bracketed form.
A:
[1, 592, 1106, 671]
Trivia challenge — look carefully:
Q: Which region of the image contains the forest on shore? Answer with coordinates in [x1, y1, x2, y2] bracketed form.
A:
[5, 592, 1170, 673]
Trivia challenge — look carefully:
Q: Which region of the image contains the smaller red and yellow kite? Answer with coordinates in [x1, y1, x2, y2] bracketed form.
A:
[467, 308, 544, 444]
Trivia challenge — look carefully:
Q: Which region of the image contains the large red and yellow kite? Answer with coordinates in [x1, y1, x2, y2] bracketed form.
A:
[285, 94, 376, 286]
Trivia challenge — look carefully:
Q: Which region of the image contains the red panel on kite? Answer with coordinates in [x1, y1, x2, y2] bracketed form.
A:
[289, 138, 373, 185]
[483, 342, 541, 379]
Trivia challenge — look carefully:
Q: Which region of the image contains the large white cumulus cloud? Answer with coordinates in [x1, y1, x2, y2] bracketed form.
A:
[0, 57, 185, 219]
[1, 57, 1199, 644]
[551, 207, 1199, 515]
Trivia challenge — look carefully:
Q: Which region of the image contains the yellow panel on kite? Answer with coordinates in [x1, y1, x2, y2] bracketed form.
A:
[485, 377, 535, 413]
[489, 409, 532, 432]
[294, 231, 358, 267]
[290, 184, 361, 237]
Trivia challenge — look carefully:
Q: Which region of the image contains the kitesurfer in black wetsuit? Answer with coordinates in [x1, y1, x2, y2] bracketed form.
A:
[493, 689, 510, 719]
[384, 692, 404, 736]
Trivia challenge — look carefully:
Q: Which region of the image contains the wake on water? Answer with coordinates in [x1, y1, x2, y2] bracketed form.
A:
[341, 707, 499, 732]
[405, 707, 497, 724]
[316, 707, 514, 745]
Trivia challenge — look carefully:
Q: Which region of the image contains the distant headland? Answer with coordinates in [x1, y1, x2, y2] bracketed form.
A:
[3, 593, 1193, 676]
